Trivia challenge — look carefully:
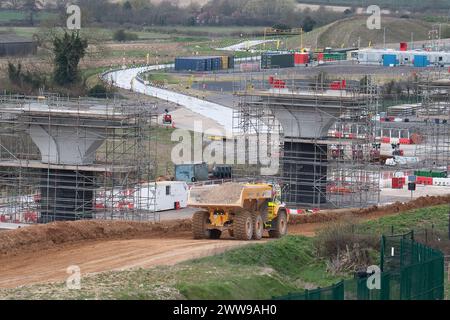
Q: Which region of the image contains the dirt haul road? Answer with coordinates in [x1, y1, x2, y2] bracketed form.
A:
[0, 195, 448, 289]
[0, 220, 263, 289]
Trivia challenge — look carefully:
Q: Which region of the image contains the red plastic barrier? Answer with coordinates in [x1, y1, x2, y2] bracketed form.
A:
[381, 137, 390, 143]
[330, 80, 347, 90]
[272, 79, 286, 89]
[416, 176, 433, 185]
[399, 138, 412, 145]
[392, 177, 405, 189]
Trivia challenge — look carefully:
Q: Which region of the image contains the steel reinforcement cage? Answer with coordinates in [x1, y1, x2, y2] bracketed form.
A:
[232, 71, 380, 209]
[273, 231, 445, 300]
[0, 95, 161, 224]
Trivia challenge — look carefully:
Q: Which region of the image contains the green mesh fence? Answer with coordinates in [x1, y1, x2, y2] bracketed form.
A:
[273, 281, 345, 300]
[273, 231, 445, 300]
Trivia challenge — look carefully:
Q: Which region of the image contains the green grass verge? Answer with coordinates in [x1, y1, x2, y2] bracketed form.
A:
[141, 72, 179, 85]
[358, 205, 449, 235]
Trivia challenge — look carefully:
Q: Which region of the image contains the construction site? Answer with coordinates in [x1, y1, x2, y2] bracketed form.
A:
[0, 2, 450, 302]
[0, 96, 162, 224]
[232, 74, 381, 210]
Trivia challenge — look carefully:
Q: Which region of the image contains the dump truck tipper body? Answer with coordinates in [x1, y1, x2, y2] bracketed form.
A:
[188, 182, 288, 240]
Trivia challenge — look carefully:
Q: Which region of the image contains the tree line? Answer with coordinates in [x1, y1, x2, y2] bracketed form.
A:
[3, 0, 351, 30]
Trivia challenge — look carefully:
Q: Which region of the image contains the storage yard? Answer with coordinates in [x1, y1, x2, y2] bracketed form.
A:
[1, 3, 450, 301]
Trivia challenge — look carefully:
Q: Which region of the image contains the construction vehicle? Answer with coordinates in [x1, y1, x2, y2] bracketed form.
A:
[162, 109, 172, 125]
[188, 182, 288, 241]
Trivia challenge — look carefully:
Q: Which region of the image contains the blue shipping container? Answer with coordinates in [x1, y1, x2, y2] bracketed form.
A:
[175, 56, 223, 72]
[175, 163, 209, 182]
[383, 54, 398, 66]
[413, 55, 429, 67]
[175, 57, 207, 71]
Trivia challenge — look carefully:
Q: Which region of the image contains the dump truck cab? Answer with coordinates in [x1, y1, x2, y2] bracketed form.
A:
[188, 182, 288, 240]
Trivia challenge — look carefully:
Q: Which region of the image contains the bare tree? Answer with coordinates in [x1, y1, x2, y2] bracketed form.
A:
[21, 0, 44, 26]
[5, 0, 24, 9]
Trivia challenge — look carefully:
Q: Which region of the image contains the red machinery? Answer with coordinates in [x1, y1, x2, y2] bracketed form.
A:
[163, 109, 172, 125]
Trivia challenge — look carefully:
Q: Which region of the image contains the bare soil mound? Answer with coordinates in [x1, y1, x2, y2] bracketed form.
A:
[189, 183, 244, 205]
[0, 219, 192, 257]
[290, 195, 450, 225]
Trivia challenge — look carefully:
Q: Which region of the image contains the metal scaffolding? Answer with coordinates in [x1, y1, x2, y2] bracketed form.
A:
[414, 72, 450, 171]
[233, 73, 380, 209]
[0, 95, 160, 224]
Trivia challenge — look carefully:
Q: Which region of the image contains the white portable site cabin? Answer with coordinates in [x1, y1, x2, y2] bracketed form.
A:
[134, 181, 188, 212]
[95, 181, 188, 212]
[356, 49, 385, 65]
[356, 48, 450, 67]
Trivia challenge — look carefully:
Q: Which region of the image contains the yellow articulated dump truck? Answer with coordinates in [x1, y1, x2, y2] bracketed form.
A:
[188, 182, 288, 240]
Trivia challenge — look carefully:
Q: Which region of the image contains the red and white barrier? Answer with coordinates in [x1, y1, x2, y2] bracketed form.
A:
[380, 137, 412, 145]
[287, 208, 305, 215]
[286, 208, 320, 216]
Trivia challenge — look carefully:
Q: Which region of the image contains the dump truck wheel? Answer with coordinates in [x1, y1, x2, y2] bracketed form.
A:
[209, 229, 222, 239]
[252, 213, 264, 240]
[192, 211, 210, 239]
[269, 210, 288, 238]
[234, 211, 253, 240]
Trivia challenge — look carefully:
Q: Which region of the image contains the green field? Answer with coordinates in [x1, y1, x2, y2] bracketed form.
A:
[0, 10, 56, 24]
[144, 26, 265, 37]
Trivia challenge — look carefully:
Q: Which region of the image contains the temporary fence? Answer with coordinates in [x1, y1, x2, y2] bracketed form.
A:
[273, 231, 445, 300]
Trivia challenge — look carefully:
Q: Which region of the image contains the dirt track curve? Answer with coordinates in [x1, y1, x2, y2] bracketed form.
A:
[0, 195, 448, 289]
